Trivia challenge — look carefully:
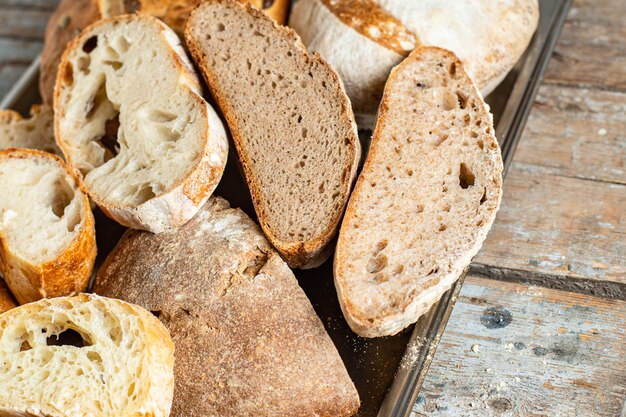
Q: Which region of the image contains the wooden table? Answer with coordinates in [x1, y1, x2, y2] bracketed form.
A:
[1, 0, 624, 415]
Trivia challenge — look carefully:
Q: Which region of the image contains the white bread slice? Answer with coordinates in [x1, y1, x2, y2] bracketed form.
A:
[54, 14, 228, 233]
[289, 0, 539, 128]
[0, 279, 16, 314]
[0, 149, 96, 304]
[0, 293, 175, 417]
[335, 47, 503, 337]
[0, 105, 61, 156]
[185, 0, 361, 268]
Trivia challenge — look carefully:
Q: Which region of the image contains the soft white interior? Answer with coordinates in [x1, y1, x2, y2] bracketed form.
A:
[0, 156, 84, 263]
[339, 49, 502, 324]
[0, 296, 169, 416]
[0, 107, 60, 155]
[56, 18, 206, 207]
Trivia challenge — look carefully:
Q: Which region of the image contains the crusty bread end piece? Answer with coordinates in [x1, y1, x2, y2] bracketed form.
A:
[335, 47, 503, 337]
[0, 105, 61, 156]
[185, 0, 361, 268]
[0, 149, 96, 304]
[0, 294, 175, 417]
[54, 14, 228, 233]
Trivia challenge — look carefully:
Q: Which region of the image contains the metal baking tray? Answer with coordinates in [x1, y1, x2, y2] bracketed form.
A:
[0, 0, 570, 415]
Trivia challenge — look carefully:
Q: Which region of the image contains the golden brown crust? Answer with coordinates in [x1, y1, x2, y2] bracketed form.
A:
[185, 0, 360, 268]
[0, 149, 96, 304]
[40, 0, 101, 105]
[0, 279, 16, 314]
[320, 0, 417, 55]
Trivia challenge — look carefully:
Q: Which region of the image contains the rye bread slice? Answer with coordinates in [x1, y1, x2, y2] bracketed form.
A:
[185, 0, 361, 268]
[335, 47, 503, 337]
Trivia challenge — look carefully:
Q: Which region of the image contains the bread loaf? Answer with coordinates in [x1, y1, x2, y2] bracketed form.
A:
[0, 149, 96, 304]
[185, 0, 361, 268]
[0, 279, 16, 314]
[95, 196, 360, 416]
[290, 0, 539, 128]
[335, 47, 503, 337]
[40, 0, 290, 104]
[0, 105, 61, 155]
[0, 294, 175, 417]
[54, 15, 228, 233]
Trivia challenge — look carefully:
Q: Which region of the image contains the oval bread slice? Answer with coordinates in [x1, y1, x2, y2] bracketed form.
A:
[335, 47, 504, 337]
[185, 0, 361, 268]
[0, 105, 61, 156]
[0, 294, 175, 417]
[54, 14, 228, 233]
[0, 149, 96, 304]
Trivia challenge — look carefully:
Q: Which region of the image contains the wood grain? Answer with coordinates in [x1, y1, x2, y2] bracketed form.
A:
[411, 275, 626, 417]
[0, 9, 52, 39]
[544, 0, 626, 91]
[0, 0, 58, 10]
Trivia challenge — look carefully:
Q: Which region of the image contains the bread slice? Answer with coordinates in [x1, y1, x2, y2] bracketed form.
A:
[0, 149, 96, 304]
[0, 105, 61, 156]
[0, 279, 17, 314]
[0, 293, 175, 417]
[289, 0, 539, 128]
[94, 196, 360, 416]
[335, 47, 503, 337]
[185, 0, 361, 268]
[54, 14, 228, 233]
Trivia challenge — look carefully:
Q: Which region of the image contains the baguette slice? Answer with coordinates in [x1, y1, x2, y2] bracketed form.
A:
[185, 0, 361, 268]
[0, 105, 61, 156]
[95, 196, 360, 416]
[54, 14, 228, 233]
[0, 294, 175, 417]
[335, 47, 503, 337]
[0, 279, 17, 314]
[0, 149, 96, 304]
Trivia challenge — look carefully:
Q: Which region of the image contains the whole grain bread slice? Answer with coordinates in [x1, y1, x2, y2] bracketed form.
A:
[54, 15, 228, 233]
[185, 0, 361, 268]
[94, 196, 360, 416]
[0, 148, 96, 304]
[335, 47, 503, 337]
[0, 294, 175, 417]
[0, 105, 61, 156]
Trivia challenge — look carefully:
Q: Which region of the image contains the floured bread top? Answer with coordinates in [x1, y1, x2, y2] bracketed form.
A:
[0, 294, 174, 417]
[0, 150, 87, 264]
[55, 15, 210, 208]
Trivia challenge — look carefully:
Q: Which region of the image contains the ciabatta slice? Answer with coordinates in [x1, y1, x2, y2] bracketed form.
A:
[335, 47, 503, 337]
[0, 149, 96, 304]
[0, 294, 175, 417]
[185, 0, 361, 268]
[54, 14, 228, 233]
[0, 105, 61, 156]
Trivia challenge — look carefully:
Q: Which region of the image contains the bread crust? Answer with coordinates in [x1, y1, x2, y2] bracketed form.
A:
[335, 47, 503, 337]
[0, 149, 96, 304]
[185, 0, 360, 268]
[0, 279, 17, 314]
[54, 15, 228, 233]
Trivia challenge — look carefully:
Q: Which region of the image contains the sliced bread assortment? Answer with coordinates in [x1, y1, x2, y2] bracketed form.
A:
[0, 105, 61, 155]
[0, 149, 96, 304]
[0, 294, 175, 417]
[94, 196, 360, 416]
[54, 15, 228, 233]
[335, 47, 503, 337]
[290, 0, 539, 127]
[185, 0, 361, 268]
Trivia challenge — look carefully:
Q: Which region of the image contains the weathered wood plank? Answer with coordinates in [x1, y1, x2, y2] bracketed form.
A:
[0, 9, 53, 40]
[0, 0, 58, 10]
[544, 0, 626, 91]
[411, 275, 626, 417]
[0, 63, 30, 100]
[512, 84, 625, 185]
[0, 38, 42, 65]
[474, 166, 625, 290]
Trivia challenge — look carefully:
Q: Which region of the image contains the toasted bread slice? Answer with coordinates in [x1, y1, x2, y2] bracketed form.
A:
[54, 14, 228, 233]
[0, 105, 61, 156]
[0, 149, 96, 304]
[335, 47, 503, 337]
[0, 294, 175, 417]
[95, 196, 360, 416]
[185, 0, 361, 268]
